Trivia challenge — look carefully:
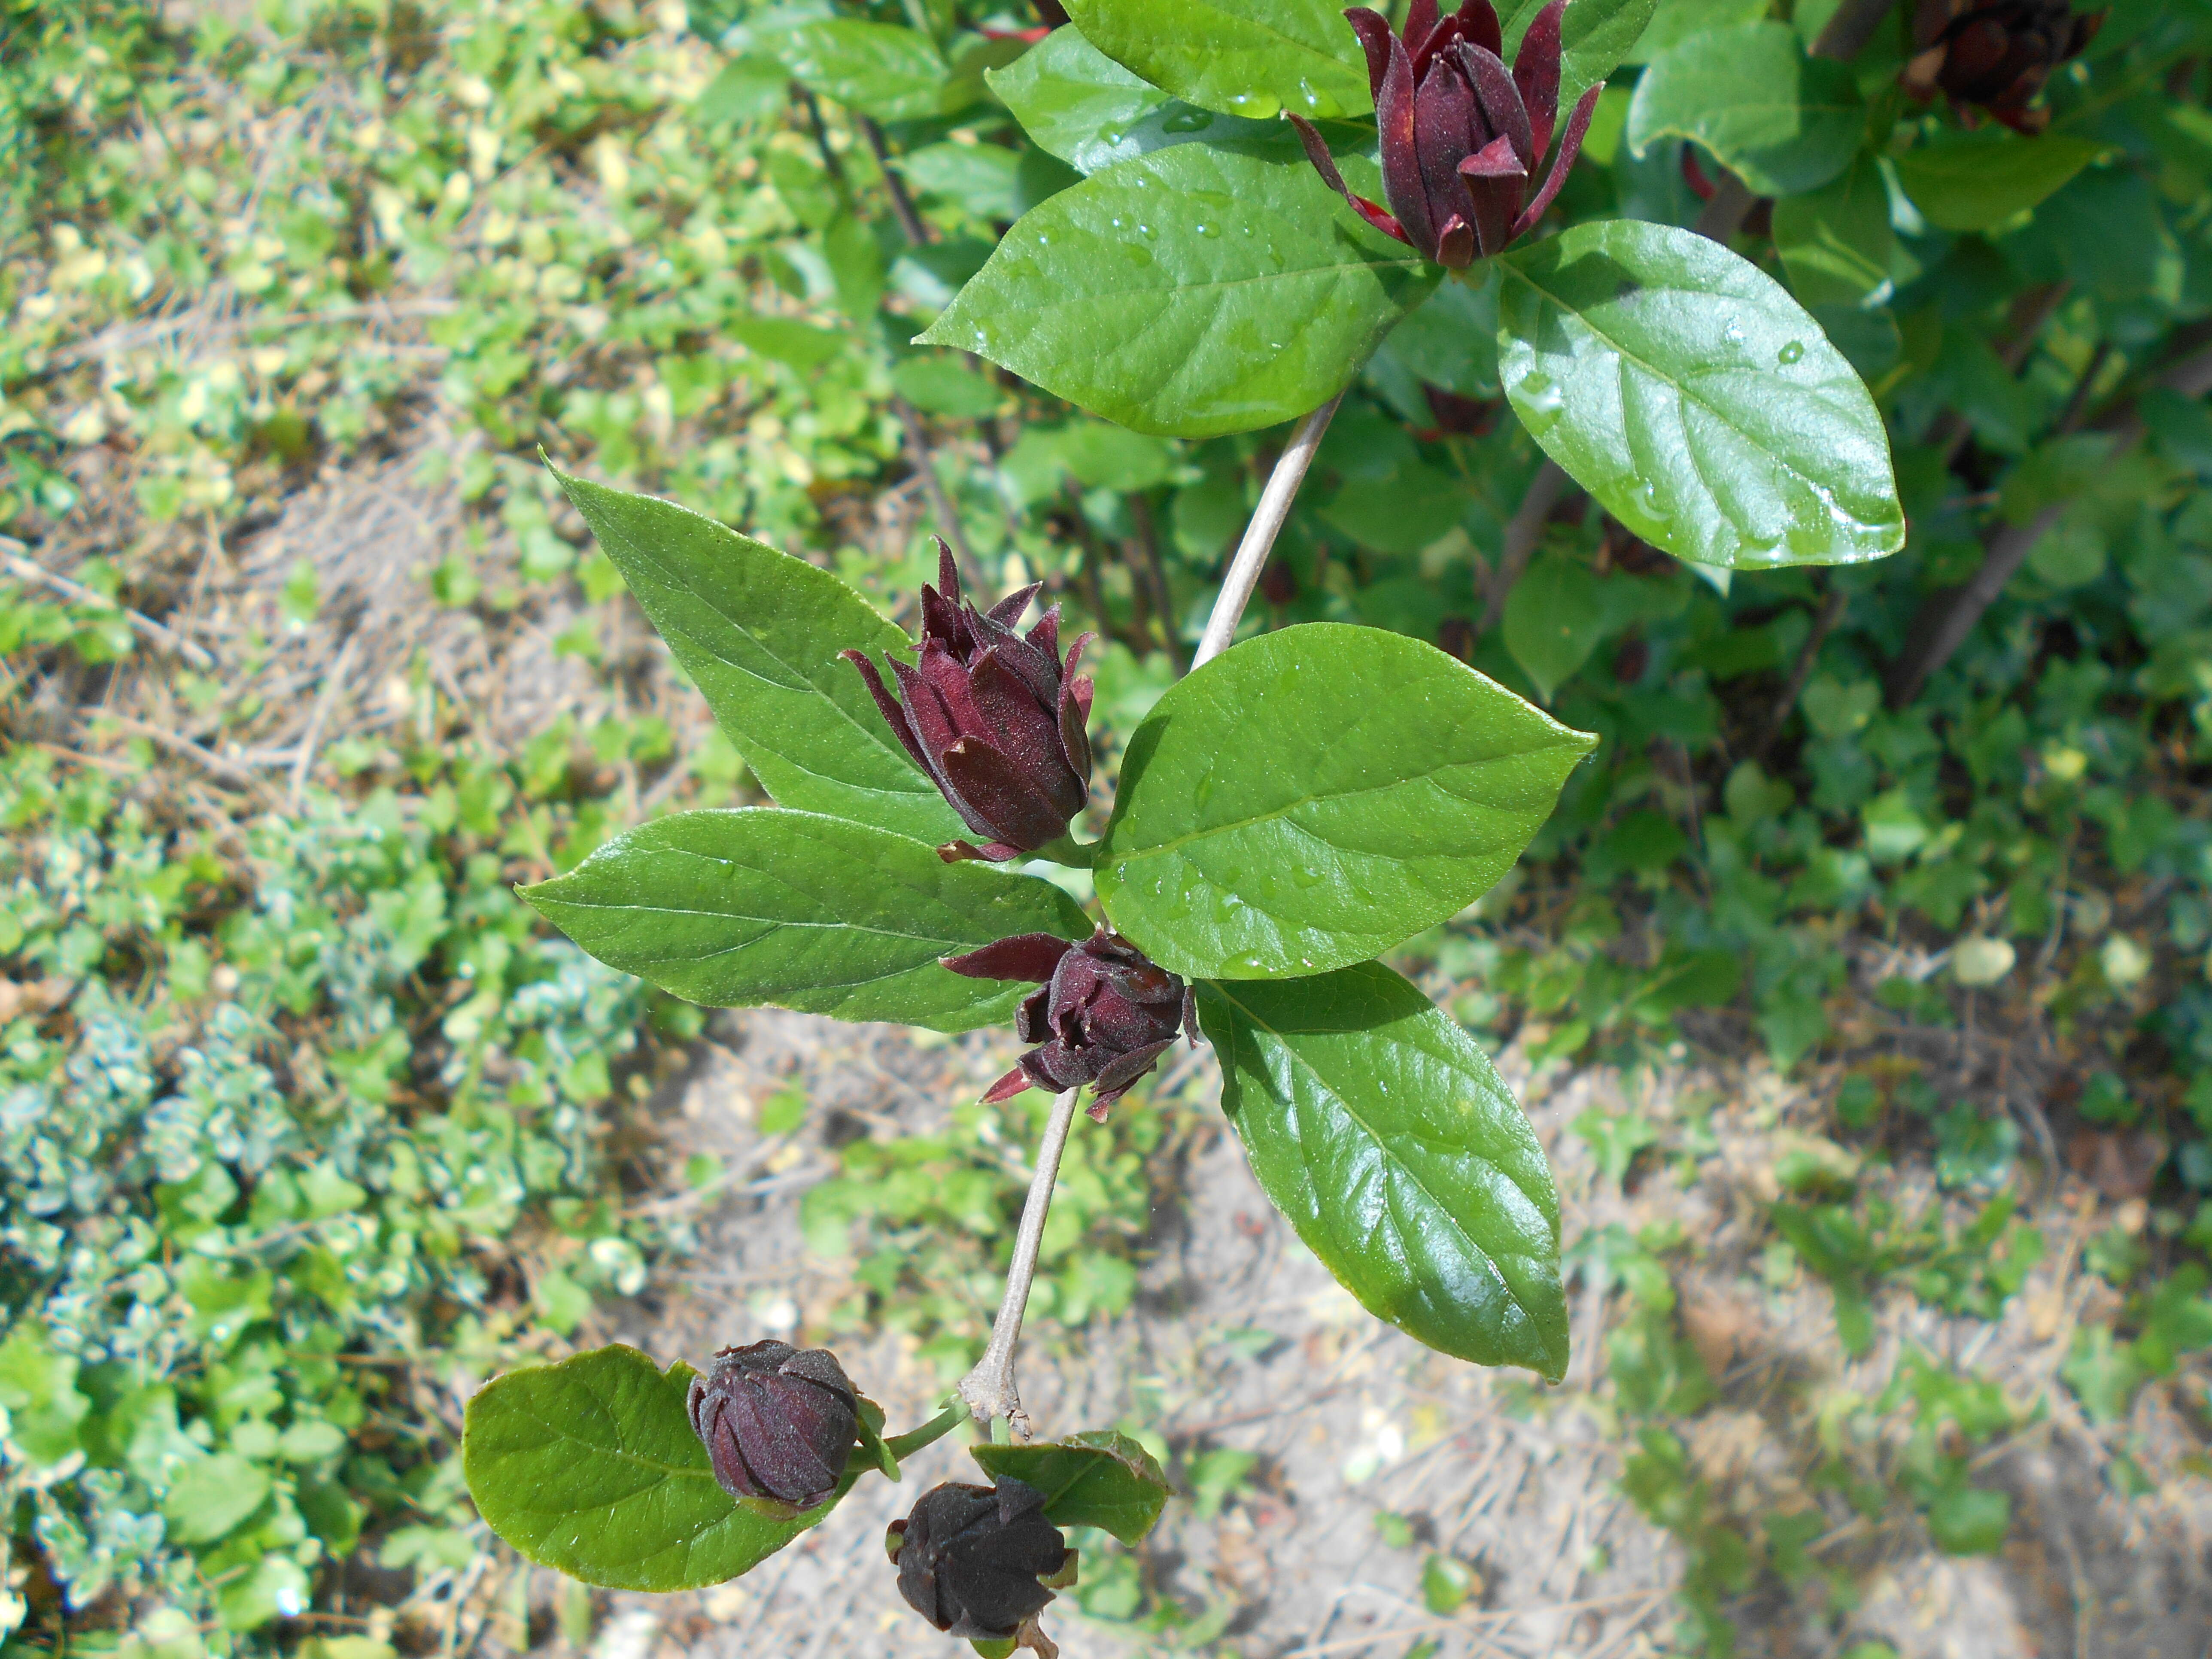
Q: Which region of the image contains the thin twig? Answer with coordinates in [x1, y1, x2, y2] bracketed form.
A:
[1811, 0, 1899, 59]
[791, 84, 847, 191]
[857, 116, 931, 246]
[1192, 394, 1343, 668]
[1477, 459, 1569, 634]
[290, 634, 358, 812]
[890, 396, 986, 594]
[1753, 581, 1846, 760]
[1693, 174, 1756, 243]
[1, 540, 216, 670]
[1128, 494, 1188, 673]
[957, 1087, 1081, 1438]
[93, 712, 272, 797]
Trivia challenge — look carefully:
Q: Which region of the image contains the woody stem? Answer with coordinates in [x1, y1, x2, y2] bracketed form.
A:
[955, 1086, 1081, 1440]
[1192, 392, 1345, 668]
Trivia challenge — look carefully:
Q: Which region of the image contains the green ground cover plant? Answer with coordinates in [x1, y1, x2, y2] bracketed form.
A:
[6, 0, 2212, 1653]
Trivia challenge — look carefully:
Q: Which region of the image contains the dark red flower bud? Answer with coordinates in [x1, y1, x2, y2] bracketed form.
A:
[686, 1340, 858, 1513]
[942, 926, 1197, 1121]
[842, 540, 1095, 865]
[887, 1477, 1073, 1641]
[1290, 0, 1603, 267]
[1902, 1, 2104, 134]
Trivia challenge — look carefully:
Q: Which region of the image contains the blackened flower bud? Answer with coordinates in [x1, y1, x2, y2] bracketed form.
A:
[1902, 0, 2103, 134]
[1290, 0, 1603, 267]
[842, 540, 1096, 865]
[887, 1477, 1073, 1641]
[686, 1340, 859, 1513]
[942, 926, 1197, 1121]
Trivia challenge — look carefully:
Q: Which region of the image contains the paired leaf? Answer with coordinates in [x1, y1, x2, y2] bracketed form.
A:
[1626, 21, 1862, 197]
[1496, 219, 1904, 568]
[553, 469, 960, 845]
[1198, 965, 1569, 1379]
[463, 1346, 830, 1591]
[1063, 0, 1370, 120]
[521, 810, 1090, 1033]
[1095, 624, 1595, 979]
[969, 1431, 1170, 1544]
[987, 25, 1278, 176]
[919, 143, 1435, 439]
[1894, 129, 2106, 233]
[1502, 554, 1606, 700]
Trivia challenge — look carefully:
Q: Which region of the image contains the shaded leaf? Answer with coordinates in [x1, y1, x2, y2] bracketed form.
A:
[968, 1431, 1170, 1544]
[1626, 21, 1861, 197]
[1895, 129, 2106, 232]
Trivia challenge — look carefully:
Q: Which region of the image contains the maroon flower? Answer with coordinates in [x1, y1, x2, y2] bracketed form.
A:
[1289, 0, 1604, 268]
[943, 926, 1197, 1121]
[886, 1478, 1073, 1642]
[1902, 1, 2104, 134]
[843, 539, 1095, 865]
[686, 1340, 860, 1515]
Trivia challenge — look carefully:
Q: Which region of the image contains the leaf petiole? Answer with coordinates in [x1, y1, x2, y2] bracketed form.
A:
[1032, 834, 1098, 869]
[884, 1400, 971, 1463]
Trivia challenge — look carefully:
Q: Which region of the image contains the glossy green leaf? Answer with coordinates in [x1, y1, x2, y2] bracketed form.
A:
[1198, 965, 1568, 1379]
[1502, 554, 1605, 700]
[463, 1345, 833, 1591]
[1894, 129, 2106, 232]
[1496, 219, 1904, 568]
[918, 143, 1435, 439]
[1626, 21, 1862, 197]
[768, 20, 951, 121]
[1095, 624, 1595, 978]
[520, 809, 1089, 1033]
[968, 1431, 1170, 1544]
[1063, 0, 1370, 120]
[553, 468, 960, 845]
[1773, 153, 1894, 309]
[1620, 0, 1767, 63]
[1500, 0, 1661, 111]
[987, 25, 1278, 176]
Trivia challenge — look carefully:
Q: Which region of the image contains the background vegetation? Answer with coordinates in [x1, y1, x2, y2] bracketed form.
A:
[3, 0, 2210, 1653]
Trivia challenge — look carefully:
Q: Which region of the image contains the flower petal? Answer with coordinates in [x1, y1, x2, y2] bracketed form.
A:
[1058, 630, 1097, 785]
[971, 648, 1085, 817]
[1458, 41, 1531, 170]
[839, 650, 929, 772]
[939, 738, 1070, 850]
[1511, 81, 1599, 241]
[1457, 132, 1525, 256]
[1413, 55, 1483, 261]
[1511, 0, 1565, 161]
[941, 933, 1077, 983]
[1349, 9, 1436, 258]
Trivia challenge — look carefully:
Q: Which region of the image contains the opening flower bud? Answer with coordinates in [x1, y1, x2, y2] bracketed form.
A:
[843, 539, 1096, 864]
[1902, 1, 2103, 134]
[685, 1339, 860, 1513]
[942, 926, 1198, 1121]
[892, 1477, 1073, 1641]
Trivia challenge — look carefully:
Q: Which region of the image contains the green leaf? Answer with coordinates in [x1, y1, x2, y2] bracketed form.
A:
[1496, 219, 1904, 568]
[1618, 0, 1768, 62]
[968, 1431, 1170, 1544]
[1501, 0, 1662, 110]
[1772, 153, 1894, 309]
[1626, 21, 1862, 197]
[1063, 0, 1370, 120]
[1894, 129, 2106, 232]
[1926, 1482, 2011, 1556]
[918, 143, 1434, 438]
[163, 1453, 272, 1544]
[768, 20, 951, 121]
[1502, 554, 1605, 701]
[520, 809, 1090, 1033]
[987, 25, 1278, 176]
[1197, 964, 1568, 1379]
[464, 1345, 831, 1591]
[552, 468, 960, 845]
[1096, 623, 1595, 979]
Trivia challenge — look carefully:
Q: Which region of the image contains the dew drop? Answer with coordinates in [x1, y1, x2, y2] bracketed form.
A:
[1778, 339, 1805, 365]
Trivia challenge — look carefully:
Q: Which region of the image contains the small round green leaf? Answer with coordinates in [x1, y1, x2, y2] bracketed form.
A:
[462, 1345, 830, 1591]
[1063, 0, 1371, 120]
[1893, 129, 2106, 233]
[1198, 965, 1568, 1379]
[1095, 624, 1595, 979]
[968, 1431, 1170, 1544]
[916, 144, 1435, 439]
[520, 809, 1091, 1033]
[1497, 219, 1904, 568]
